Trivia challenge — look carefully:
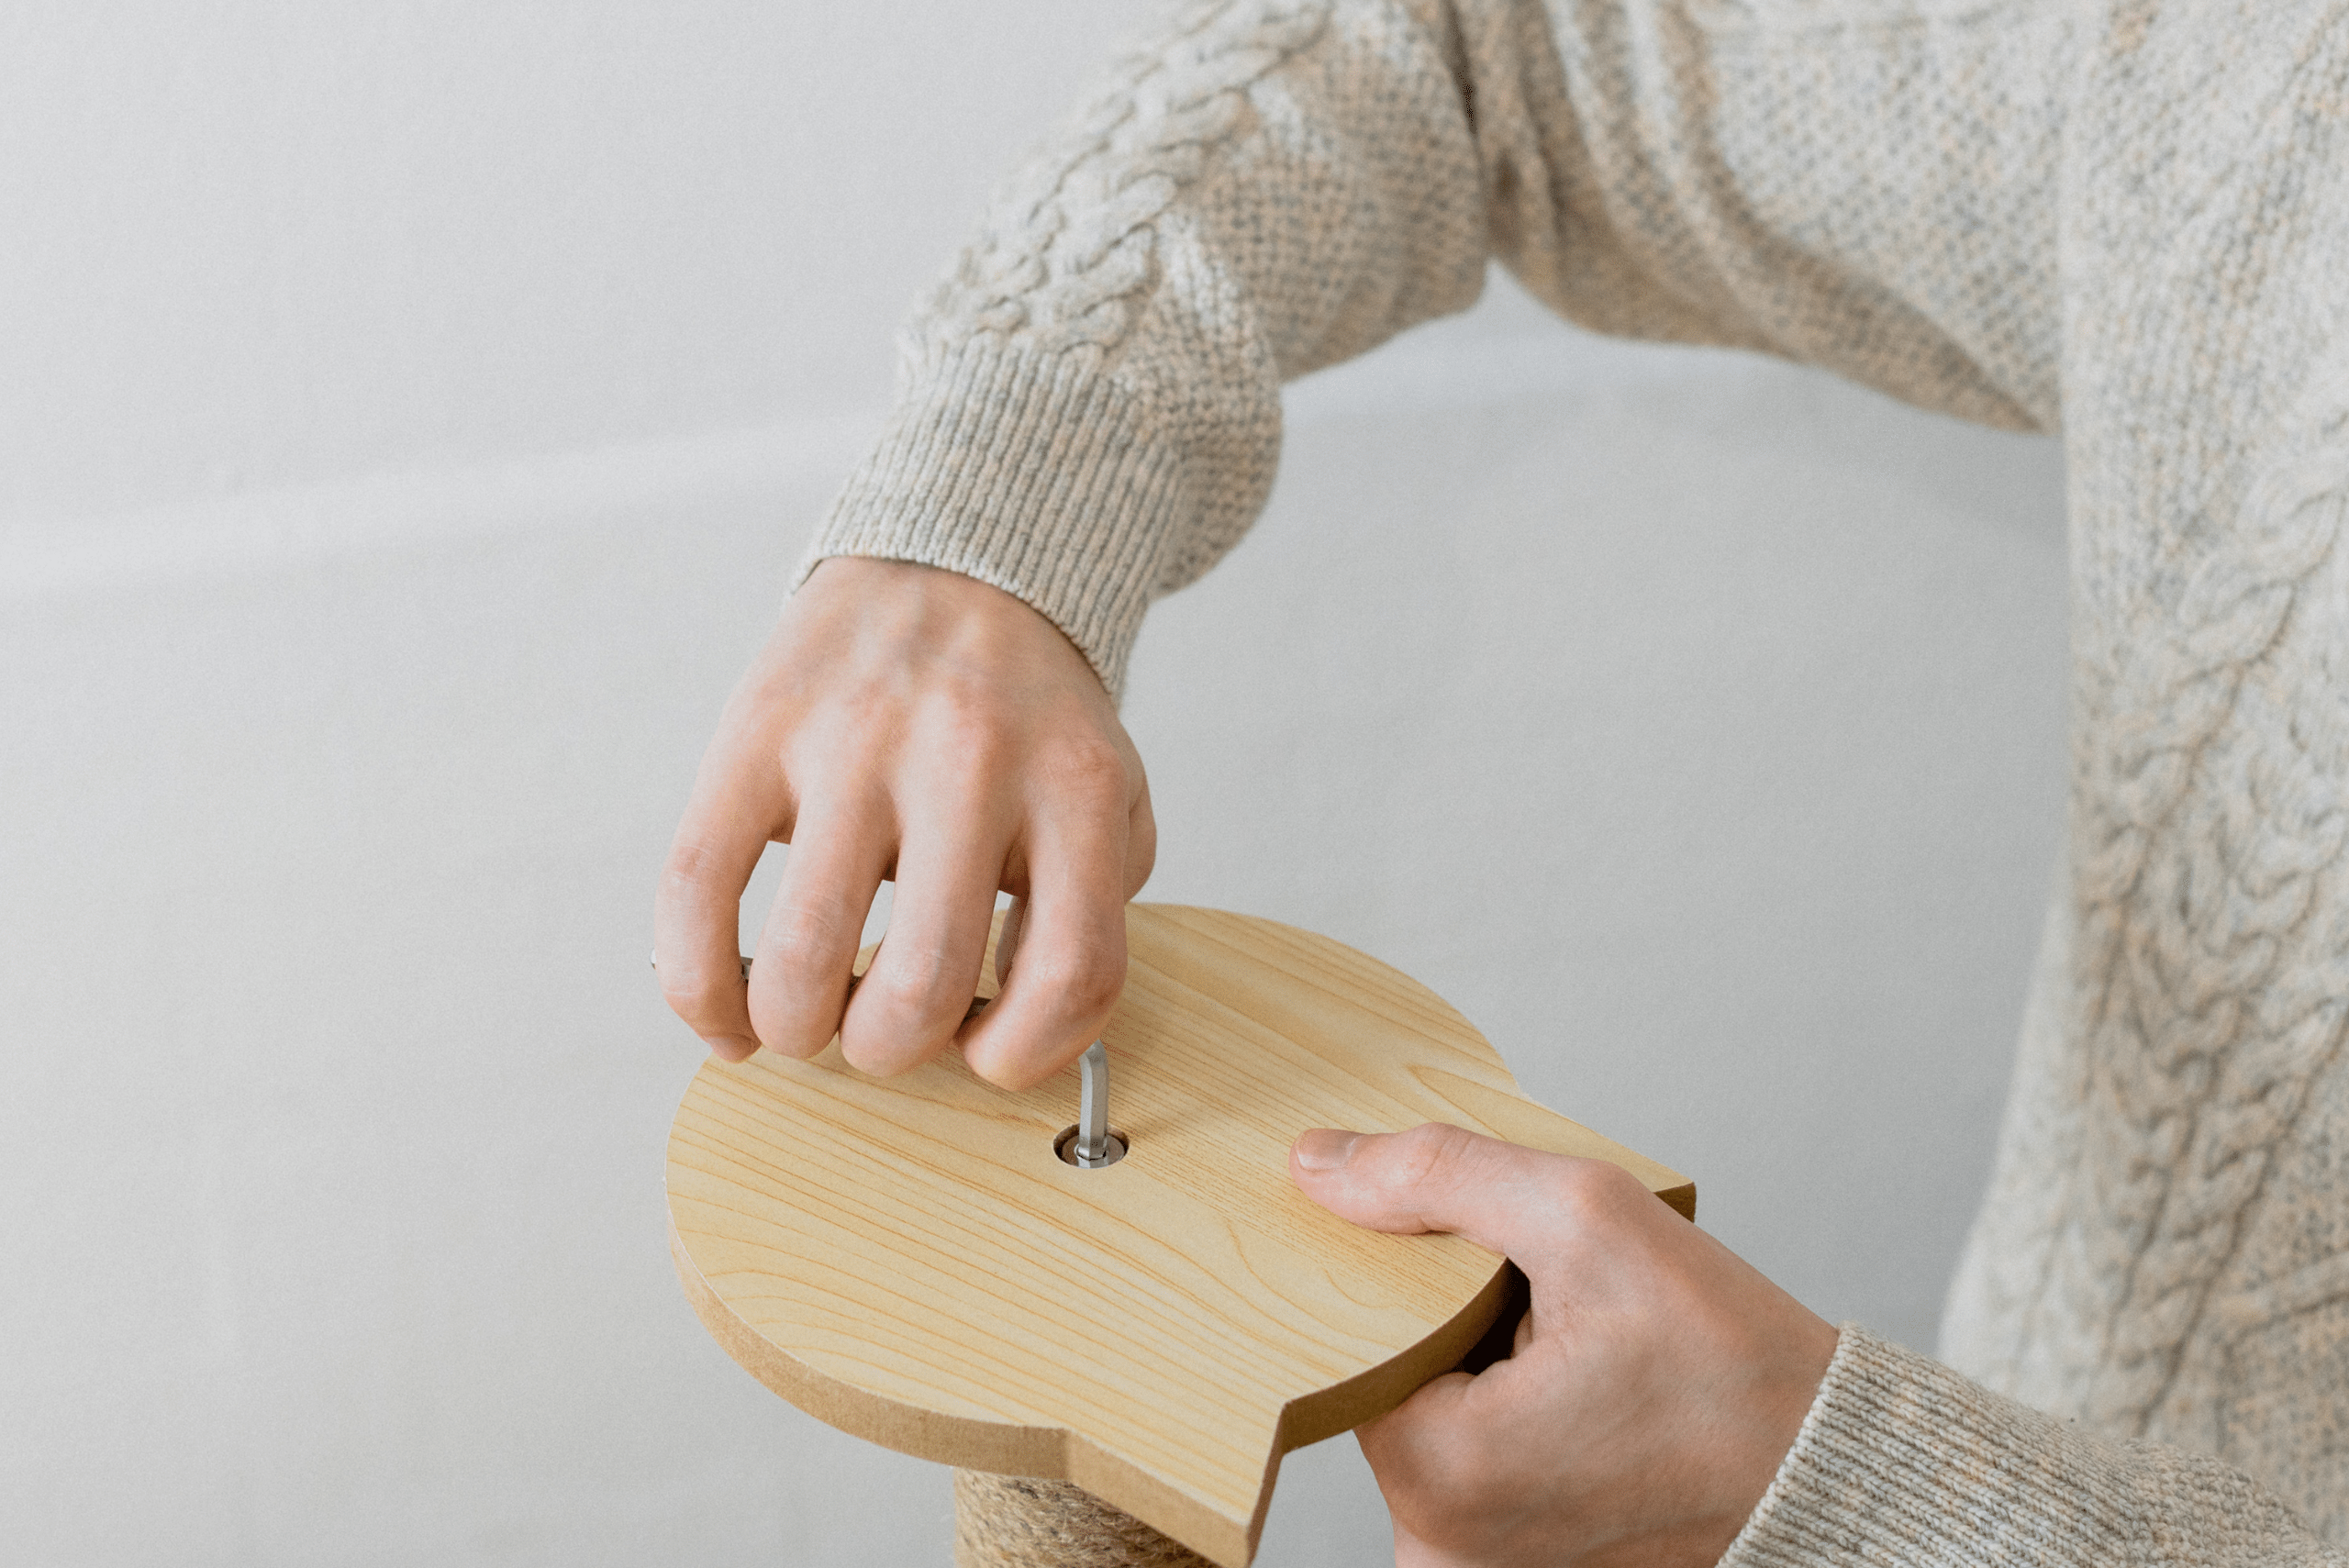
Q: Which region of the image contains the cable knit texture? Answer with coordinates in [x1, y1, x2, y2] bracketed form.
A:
[807, 0, 1488, 695]
[806, 0, 2349, 1556]
[1723, 1326, 2349, 1567]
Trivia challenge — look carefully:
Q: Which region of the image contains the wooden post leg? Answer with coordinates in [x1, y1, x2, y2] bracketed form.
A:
[952, 1469, 1216, 1568]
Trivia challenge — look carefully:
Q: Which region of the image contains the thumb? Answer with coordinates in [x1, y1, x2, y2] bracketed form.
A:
[1290, 1122, 1582, 1263]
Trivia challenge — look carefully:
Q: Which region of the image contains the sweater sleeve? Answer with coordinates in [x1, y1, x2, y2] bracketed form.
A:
[802, 0, 1498, 696]
[1722, 1325, 2349, 1568]
[799, 0, 2072, 696]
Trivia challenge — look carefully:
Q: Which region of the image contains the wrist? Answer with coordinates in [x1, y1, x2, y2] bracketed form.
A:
[799, 339, 1182, 699]
[795, 556, 1115, 710]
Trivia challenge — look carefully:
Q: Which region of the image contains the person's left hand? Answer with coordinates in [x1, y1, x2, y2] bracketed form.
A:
[1290, 1124, 1838, 1568]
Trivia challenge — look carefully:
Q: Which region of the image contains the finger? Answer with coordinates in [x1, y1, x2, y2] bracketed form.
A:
[1366, 1363, 1476, 1430]
[1289, 1123, 1634, 1265]
[655, 804, 774, 1062]
[961, 795, 1130, 1092]
[1355, 1371, 1490, 1560]
[994, 740, 1149, 992]
[1358, 1368, 1477, 1474]
[841, 825, 1006, 1075]
[746, 801, 892, 1060]
[985, 763, 1146, 992]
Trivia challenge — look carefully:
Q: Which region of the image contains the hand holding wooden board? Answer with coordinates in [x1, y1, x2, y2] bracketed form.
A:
[666, 905, 1693, 1567]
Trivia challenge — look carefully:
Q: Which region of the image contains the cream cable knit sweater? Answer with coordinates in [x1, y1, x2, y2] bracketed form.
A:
[806, 0, 2349, 1559]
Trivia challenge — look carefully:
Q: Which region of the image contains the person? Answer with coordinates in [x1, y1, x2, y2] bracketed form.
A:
[654, 0, 2349, 1562]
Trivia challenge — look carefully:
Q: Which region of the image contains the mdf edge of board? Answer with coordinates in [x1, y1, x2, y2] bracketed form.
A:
[666, 904, 1693, 1568]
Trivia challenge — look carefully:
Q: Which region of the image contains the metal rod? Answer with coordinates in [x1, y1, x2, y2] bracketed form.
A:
[1074, 1041, 1112, 1167]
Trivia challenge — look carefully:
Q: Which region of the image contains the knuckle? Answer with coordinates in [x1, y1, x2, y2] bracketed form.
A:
[1063, 953, 1127, 1018]
[934, 701, 1017, 769]
[1385, 1123, 1481, 1193]
[909, 688, 1014, 771]
[1038, 730, 1133, 806]
[780, 710, 896, 798]
[1553, 1155, 1645, 1227]
[863, 955, 965, 1022]
[659, 839, 726, 899]
[774, 709, 850, 775]
[765, 903, 853, 969]
[1019, 942, 1125, 1020]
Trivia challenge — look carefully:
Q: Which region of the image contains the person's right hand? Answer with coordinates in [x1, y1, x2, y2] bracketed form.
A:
[654, 556, 1155, 1089]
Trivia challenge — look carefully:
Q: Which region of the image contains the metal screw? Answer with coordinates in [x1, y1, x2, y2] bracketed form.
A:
[1073, 1041, 1114, 1167]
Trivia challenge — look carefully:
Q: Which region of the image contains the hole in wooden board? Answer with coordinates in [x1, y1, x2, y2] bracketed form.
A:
[1053, 1125, 1130, 1168]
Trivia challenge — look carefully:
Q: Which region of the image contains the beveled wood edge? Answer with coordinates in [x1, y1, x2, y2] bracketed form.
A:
[667, 1213, 1062, 1473]
[668, 1207, 1522, 1567]
[1272, 1256, 1516, 1455]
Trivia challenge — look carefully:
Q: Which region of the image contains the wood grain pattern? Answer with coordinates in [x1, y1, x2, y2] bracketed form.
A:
[667, 905, 1692, 1567]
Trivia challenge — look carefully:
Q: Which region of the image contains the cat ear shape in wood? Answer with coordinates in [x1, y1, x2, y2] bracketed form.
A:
[666, 905, 1694, 1568]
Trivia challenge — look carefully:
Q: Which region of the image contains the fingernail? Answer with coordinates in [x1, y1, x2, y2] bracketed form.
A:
[1294, 1129, 1361, 1172]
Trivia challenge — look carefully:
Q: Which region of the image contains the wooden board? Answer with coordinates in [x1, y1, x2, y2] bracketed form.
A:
[667, 905, 1692, 1568]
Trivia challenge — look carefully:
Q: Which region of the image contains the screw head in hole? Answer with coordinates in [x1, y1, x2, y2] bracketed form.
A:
[1053, 1124, 1130, 1168]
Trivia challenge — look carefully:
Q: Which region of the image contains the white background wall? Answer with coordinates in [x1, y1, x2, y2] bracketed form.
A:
[2, 5, 2070, 1565]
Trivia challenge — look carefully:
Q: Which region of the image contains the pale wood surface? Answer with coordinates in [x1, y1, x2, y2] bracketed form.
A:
[667, 905, 1692, 1568]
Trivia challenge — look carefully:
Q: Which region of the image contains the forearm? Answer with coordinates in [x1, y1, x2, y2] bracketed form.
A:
[807, 0, 2075, 696]
[807, 0, 1498, 696]
[1726, 1326, 2347, 1568]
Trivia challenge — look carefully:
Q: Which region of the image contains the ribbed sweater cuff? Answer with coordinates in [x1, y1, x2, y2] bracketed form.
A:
[798, 341, 1187, 700]
[1720, 1323, 2128, 1566]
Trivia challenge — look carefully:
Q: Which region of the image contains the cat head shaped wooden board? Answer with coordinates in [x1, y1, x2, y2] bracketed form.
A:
[666, 905, 1692, 1567]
